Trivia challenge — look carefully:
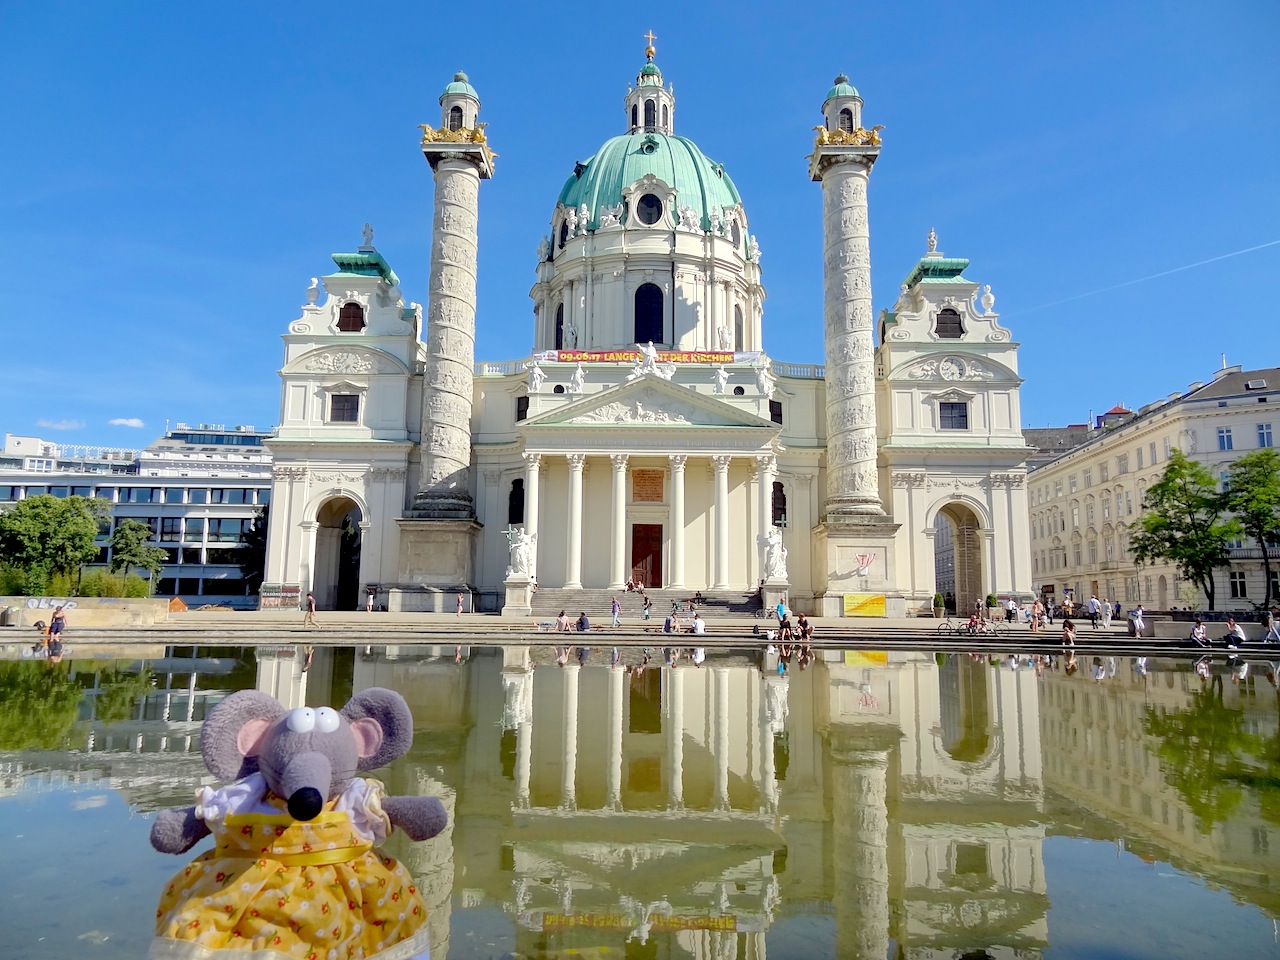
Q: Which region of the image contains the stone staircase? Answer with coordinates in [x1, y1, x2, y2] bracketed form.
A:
[529, 587, 761, 622]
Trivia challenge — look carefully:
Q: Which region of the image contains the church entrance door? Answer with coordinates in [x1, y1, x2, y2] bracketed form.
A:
[631, 524, 663, 588]
[313, 496, 362, 611]
[934, 503, 984, 617]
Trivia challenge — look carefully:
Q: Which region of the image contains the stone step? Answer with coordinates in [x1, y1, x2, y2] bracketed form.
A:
[530, 588, 762, 619]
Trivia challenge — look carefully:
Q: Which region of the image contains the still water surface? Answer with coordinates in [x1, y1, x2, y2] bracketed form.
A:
[1, 643, 1279, 959]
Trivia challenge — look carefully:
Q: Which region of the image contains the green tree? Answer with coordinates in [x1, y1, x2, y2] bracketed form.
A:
[108, 518, 167, 583]
[238, 505, 269, 594]
[1225, 448, 1280, 609]
[0, 494, 107, 595]
[1130, 450, 1240, 610]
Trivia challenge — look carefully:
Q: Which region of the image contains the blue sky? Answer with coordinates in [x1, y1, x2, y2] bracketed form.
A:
[3, 1, 1276, 446]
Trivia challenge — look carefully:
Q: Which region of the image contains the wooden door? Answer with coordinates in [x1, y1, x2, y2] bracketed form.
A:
[631, 524, 663, 588]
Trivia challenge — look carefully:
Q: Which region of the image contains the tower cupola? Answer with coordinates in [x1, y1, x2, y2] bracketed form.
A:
[821, 73, 862, 133]
[439, 70, 480, 132]
[624, 32, 676, 134]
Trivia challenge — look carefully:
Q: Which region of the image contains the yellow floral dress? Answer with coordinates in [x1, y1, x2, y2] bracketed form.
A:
[150, 775, 430, 960]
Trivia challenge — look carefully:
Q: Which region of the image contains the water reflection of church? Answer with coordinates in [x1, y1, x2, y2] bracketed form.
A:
[329, 647, 1049, 958]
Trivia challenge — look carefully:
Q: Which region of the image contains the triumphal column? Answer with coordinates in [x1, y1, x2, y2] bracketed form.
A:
[393, 72, 495, 611]
[809, 74, 903, 616]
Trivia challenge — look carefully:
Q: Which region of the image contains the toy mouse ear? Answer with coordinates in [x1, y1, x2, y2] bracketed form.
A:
[202, 691, 285, 781]
[342, 687, 414, 770]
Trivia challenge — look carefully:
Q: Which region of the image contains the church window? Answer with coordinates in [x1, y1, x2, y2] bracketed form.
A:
[631, 104, 638, 130]
[329, 394, 359, 423]
[733, 385, 746, 396]
[559, 219, 569, 248]
[634, 283, 663, 342]
[337, 302, 365, 333]
[838, 108, 854, 132]
[662, 103, 669, 130]
[508, 479, 525, 525]
[644, 98, 656, 130]
[515, 396, 529, 422]
[934, 308, 964, 339]
[939, 401, 968, 430]
[554, 303, 565, 350]
[772, 481, 788, 527]
[448, 105, 463, 132]
[769, 399, 783, 424]
[734, 305, 744, 351]
[636, 193, 663, 225]
[731, 220, 741, 247]
[553, 384, 565, 394]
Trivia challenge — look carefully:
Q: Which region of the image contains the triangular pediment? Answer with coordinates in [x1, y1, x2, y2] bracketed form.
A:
[281, 344, 409, 376]
[525, 376, 777, 429]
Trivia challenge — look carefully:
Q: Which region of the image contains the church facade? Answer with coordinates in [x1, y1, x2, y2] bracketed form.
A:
[261, 47, 1033, 617]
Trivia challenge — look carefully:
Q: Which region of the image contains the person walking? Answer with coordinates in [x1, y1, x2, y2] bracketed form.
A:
[302, 592, 318, 627]
[1101, 598, 1113, 629]
[456, 592, 465, 618]
[1264, 606, 1280, 644]
[1131, 604, 1146, 637]
[642, 595, 652, 621]
[1087, 594, 1100, 629]
[611, 596, 621, 628]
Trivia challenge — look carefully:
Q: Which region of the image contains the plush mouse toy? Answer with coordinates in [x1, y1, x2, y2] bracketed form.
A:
[149, 687, 445, 960]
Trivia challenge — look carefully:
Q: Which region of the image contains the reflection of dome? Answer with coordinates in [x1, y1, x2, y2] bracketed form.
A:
[555, 132, 743, 233]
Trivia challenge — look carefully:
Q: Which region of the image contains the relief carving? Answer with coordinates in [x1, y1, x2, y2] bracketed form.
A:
[303, 351, 374, 374]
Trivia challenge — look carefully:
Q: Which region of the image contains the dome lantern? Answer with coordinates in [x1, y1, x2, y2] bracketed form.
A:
[439, 70, 481, 133]
[624, 31, 675, 134]
[821, 72, 863, 134]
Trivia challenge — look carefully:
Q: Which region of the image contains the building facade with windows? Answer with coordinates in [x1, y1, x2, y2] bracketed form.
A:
[1026, 365, 1280, 610]
[1, 425, 271, 607]
[262, 49, 1033, 615]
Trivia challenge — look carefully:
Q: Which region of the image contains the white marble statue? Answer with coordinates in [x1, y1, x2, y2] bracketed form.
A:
[306, 277, 320, 305]
[713, 364, 729, 394]
[748, 235, 761, 262]
[677, 204, 700, 231]
[577, 203, 590, 236]
[506, 526, 536, 578]
[927, 226, 938, 253]
[655, 362, 677, 381]
[564, 205, 578, 237]
[709, 209, 722, 236]
[566, 316, 579, 348]
[536, 236, 550, 261]
[361, 222, 374, 248]
[763, 526, 788, 581]
[569, 362, 585, 394]
[525, 359, 545, 393]
[981, 284, 996, 314]
[716, 323, 732, 351]
[756, 358, 775, 396]
[599, 202, 623, 227]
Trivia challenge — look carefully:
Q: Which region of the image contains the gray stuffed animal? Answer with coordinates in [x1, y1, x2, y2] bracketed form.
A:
[150, 687, 444, 959]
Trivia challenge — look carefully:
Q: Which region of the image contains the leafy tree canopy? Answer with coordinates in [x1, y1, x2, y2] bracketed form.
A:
[1225, 448, 1280, 608]
[0, 494, 107, 595]
[1130, 450, 1240, 610]
[108, 518, 167, 582]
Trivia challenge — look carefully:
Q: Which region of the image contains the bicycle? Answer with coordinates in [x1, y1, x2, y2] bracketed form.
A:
[936, 614, 960, 635]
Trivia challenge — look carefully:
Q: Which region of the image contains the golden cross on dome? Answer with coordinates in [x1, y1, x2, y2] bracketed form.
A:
[643, 29, 657, 59]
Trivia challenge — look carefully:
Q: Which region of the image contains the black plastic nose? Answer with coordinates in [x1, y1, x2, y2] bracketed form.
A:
[287, 787, 324, 821]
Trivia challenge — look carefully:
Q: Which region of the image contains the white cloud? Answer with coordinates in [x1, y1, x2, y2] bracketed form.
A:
[36, 418, 84, 430]
[109, 417, 146, 428]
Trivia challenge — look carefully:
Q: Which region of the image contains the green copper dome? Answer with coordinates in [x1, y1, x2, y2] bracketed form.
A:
[439, 71, 479, 103]
[638, 62, 662, 84]
[823, 73, 859, 106]
[556, 131, 743, 232]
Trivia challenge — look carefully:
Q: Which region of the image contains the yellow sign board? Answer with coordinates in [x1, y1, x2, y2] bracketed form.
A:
[843, 650, 888, 666]
[843, 593, 886, 617]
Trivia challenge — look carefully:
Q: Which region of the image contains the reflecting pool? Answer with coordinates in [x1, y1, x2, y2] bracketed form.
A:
[2, 644, 1279, 959]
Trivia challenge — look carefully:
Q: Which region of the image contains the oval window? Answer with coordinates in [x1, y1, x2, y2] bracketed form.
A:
[637, 193, 663, 225]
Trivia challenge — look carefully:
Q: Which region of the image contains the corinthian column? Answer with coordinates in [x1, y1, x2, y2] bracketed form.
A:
[813, 148, 882, 518]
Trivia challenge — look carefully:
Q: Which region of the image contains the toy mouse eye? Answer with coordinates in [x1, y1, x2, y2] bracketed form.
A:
[315, 707, 341, 733]
[286, 707, 316, 733]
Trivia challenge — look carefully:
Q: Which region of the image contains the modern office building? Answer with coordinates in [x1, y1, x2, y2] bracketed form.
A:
[1, 424, 272, 607]
[1026, 365, 1279, 609]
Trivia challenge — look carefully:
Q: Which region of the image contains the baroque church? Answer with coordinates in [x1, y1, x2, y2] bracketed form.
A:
[261, 43, 1033, 617]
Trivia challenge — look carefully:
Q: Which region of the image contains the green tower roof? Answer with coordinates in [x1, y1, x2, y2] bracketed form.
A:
[556, 131, 743, 232]
[902, 256, 971, 288]
[330, 249, 400, 288]
[823, 73, 860, 106]
[439, 71, 479, 104]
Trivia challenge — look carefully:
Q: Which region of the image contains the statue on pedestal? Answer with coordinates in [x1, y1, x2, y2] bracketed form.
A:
[762, 526, 788, 581]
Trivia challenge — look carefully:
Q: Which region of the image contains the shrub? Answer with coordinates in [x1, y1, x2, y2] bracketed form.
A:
[933, 592, 945, 608]
[77, 570, 151, 598]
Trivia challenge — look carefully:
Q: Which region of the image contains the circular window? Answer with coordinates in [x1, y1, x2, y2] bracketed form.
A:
[733, 385, 746, 396]
[553, 384, 566, 395]
[637, 193, 663, 225]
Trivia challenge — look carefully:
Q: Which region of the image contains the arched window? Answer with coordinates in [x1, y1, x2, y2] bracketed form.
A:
[772, 481, 788, 527]
[661, 103, 669, 130]
[644, 99, 657, 129]
[631, 104, 638, 130]
[731, 220, 741, 246]
[734, 305, 744, 351]
[554, 303, 565, 350]
[935, 308, 964, 339]
[558, 219, 569, 248]
[634, 283, 663, 343]
[337, 302, 365, 332]
[448, 105, 463, 132]
[508, 479, 525, 526]
[838, 108, 854, 132]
